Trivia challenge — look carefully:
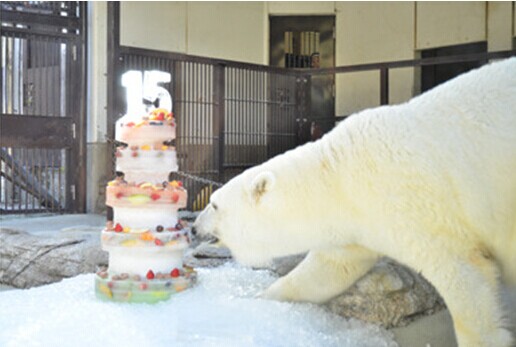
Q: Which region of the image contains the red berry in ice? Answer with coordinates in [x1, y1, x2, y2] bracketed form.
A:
[151, 193, 161, 201]
[131, 151, 138, 157]
[116, 192, 123, 199]
[146, 270, 155, 280]
[139, 283, 148, 290]
[154, 239, 164, 246]
[114, 223, 123, 232]
[126, 122, 135, 127]
[171, 268, 180, 278]
[171, 192, 179, 203]
[177, 181, 183, 187]
[156, 112, 165, 121]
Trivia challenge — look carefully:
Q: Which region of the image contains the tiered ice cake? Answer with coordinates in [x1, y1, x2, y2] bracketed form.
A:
[95, 108, 196, 303]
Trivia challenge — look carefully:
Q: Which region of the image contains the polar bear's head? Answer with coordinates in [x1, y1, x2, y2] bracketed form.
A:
[193, 165, 316, 267]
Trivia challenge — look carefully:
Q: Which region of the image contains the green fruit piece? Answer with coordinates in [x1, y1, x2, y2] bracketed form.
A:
[127, 194, 151, 205]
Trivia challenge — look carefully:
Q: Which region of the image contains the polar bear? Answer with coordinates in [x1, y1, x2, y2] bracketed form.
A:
[193, 58, 516, 347]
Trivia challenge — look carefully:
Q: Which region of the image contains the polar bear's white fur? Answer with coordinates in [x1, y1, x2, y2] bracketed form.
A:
[194, 58, 516, 347]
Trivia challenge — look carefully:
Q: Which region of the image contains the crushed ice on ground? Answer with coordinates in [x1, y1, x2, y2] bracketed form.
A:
[0, 263, 398, 347]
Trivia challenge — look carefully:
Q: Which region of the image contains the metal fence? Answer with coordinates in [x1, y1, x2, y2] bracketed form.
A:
[108, 46, 302, 210]
[0, 1, 87, 214]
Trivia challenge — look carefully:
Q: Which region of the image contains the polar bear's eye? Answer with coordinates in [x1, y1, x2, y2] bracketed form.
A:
[211, 203, 218, 211]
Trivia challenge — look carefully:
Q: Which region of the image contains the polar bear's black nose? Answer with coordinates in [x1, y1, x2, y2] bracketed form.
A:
[191, 227, 198, 236]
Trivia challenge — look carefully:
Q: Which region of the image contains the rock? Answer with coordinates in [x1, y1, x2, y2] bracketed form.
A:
[269, 254, 307, 276]
[266, 255, 444, 328]
[183, 243, 233, 268]
[0, 228, 108, 289]
[325, 259, 445, 328]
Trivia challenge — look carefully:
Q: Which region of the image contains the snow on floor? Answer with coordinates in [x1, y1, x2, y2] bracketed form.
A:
[0, 264, 398, 347]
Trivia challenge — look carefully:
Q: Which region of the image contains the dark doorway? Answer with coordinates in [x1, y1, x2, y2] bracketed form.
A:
[421, 42, 487, 92]
[270, 16, 335, 144]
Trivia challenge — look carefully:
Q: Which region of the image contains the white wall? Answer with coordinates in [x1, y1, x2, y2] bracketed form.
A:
[335, 2, 416, 116]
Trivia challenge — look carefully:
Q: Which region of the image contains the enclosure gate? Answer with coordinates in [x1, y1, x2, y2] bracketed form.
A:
[0, 1, 87, 214]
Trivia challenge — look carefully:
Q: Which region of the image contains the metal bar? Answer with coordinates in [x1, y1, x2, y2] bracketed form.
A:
[380, 68, 389, 105]
[297, 50, 516, 76]
[118, 46, 298, 76]
[0, 27, 80, 42]
[213, 64, 226, 182]
[107, 2, 121, 145]
[1, 9, 81, 29]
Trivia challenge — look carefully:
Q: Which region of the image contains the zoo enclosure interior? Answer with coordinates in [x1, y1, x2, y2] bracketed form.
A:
[107, 5, 515, 211]
[2, 2, 514, 214]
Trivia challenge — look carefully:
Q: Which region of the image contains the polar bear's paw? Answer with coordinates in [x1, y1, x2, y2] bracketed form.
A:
[259, 278, 302, 302]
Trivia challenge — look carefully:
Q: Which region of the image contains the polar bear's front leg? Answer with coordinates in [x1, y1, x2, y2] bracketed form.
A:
[261, 245, 379, 303]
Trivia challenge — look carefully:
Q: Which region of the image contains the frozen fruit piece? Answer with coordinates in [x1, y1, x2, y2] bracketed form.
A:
[126, 122, 135, 127]
[169, 180, 179, 188]
[107, 282, 114, 289]
[139, 232, 155, 241]
[151, 193, 161, 201]
[154, 239, 164, 246]
[97, 271, 108, 279]
[177, 181, 183, 187]
[131, 151, 138, 157]
[156, 112, 165, 121]
[127, 194, 151, 205]
[166, 112, 173, 120]
[139, 182, 153, 189]
[130, 228, 150, 234]
[165, 240, 178, 246]
[121, 239, 138, 247]
[130, 145, 138, 151]
[99, 284, 112, 298]
[116, 192, 124, 199]
[135, 121, 145, 127]
[123, 227, 130, 233]
[139, 283, 148, 290]
[107, 180, 118, 187]
[146, 270, 155, 280]
[171, 268, 180, 278]
[172, 192, 180, 203]
[156, 225, 164, 232]
[114, 223, 123, 232]
[141, 144, 151, 151]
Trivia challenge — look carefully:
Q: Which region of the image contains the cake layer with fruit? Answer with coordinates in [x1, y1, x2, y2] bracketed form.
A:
[115, 108, 176, 146]
[115, 144, 178, 173]
[106, 180, 187, 209]
[95, 265, 196, 303]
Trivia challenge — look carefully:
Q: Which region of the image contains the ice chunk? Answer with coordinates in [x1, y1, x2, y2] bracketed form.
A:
[0, 264, 398, 347]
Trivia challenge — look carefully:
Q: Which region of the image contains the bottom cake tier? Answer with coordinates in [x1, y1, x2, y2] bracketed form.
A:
[95, 266, 197, 303]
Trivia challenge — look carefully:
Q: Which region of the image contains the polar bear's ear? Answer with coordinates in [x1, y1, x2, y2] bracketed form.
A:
[250, 171, 276, 203]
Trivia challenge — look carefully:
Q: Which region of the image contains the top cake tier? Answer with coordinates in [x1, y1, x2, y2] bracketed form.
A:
[116, 108, 176, 146]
